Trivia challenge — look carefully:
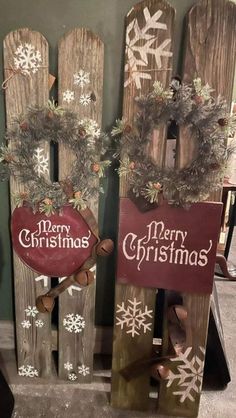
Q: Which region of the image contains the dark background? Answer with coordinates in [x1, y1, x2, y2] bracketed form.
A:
[0, 0, 234, 324]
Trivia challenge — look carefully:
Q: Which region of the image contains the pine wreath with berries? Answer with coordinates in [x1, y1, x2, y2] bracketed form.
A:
[0, 101, 110, 215]
[112, 79, 235, 207]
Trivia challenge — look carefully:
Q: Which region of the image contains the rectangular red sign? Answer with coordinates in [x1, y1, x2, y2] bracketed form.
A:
[117, 199, 222, 294]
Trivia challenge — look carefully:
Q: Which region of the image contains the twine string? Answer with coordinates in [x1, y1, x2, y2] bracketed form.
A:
[2, 65, 47, 90]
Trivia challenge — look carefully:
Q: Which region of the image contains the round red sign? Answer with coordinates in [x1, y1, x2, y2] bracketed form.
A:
[11, 205, 97, 277]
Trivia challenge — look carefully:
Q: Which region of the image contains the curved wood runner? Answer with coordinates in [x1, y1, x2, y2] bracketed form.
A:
[58, 28, 104, 382]
[3, 28, 52, 377]
[111, 0, 175, 410]
[158, 1, 236, 416]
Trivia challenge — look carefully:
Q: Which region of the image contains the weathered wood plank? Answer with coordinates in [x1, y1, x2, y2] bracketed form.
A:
[158, 1, 236, 416]
[111, 0, 175, 410]
[3, 28, 51, 377]
[58, 28, 104, 382]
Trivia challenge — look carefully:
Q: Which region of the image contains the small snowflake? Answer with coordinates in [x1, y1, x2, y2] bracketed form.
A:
[18, 365, 39, 378]
[62, 90, 75, 104]
[64, 361, 73, 371]
[25, 306, 39, 317]
[78, 364, 90, 376]
[68, 372, 77, 381]
[21, 320, 31, 329]
[33, 148, 49, 177]
[116, 298, 153, 338]
[73, 69, 90, 88]
[35, 319, 44, 328]
[79, 118, 101, 139]
[79, 93, 91, 106]
[14, 43, 42, 75]
[166, 346, 205, 403]
[63, 313, 85, 333]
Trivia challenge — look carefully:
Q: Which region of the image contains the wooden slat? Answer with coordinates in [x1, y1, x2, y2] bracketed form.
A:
[58, 28, 104, 382]
[111, 0, 175, 410]
[3, 28, 51, 377]
[158, 1, 236, 416]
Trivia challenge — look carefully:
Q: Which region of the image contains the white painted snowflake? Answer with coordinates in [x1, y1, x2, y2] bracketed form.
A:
[68, 372, 77, 381]
[79, 118, 101, 139]
[78, 364, 90, 376]
[35, 319, 44, 328]
[62, 89, 75, 104]
[33, 147, 49, 177]
[79, 93, 91, 106]
[73, 69, 90, 88]
[125, 7, 173, 89]
[64, 361, 73, 371]
[25, 306, 39, 317]
[58, 277, 82, 296]
[166, 347, 205, 403]
[63, 313, 85, 333]
[35, 275, 49, 288]
[18, 365, 39, 378]
[21, 320, 31, 329]
[116, 298, 153, 338]
[14, 43, 42, 75]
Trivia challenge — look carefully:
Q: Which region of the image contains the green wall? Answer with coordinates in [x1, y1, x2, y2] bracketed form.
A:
[0, 0, 199, 324]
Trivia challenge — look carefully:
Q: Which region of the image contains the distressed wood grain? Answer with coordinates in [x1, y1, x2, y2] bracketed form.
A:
[158, 1, 236, 416]
[58, 28, 104, 382]
[3, 28, 51, 377]
[111, 0, 175, 410]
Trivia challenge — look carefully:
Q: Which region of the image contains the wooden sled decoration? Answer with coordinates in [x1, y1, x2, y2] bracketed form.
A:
[111, 1, 236, 417]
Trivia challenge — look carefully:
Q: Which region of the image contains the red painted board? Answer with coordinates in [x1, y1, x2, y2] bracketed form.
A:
[117, 198, 222, 294]
[11, 205, 97, 277]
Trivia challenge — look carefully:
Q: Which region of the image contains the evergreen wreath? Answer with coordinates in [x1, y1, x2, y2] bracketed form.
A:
[0, 101, 110, 215]
[112, 78, 235, 207]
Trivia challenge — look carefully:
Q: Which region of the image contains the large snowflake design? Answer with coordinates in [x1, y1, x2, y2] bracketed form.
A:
[14, 43, 42, 75]
[116, 298, 153, 338]
[79, 93, 91, 106]
[33, 148, 49, 177]
[78, 364, 90, 377]
[25, 306, 39, 317]
[63, 313, 85, 333]
[125, 7, 172, 89]
[166, 347, 205, 403]
[18, 365, 39, 378]
[62, 89, 75, 103]
[73, 69, 90, 88]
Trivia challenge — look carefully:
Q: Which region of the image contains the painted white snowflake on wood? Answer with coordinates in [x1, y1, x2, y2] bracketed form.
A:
[33, 148, 49, 177]
[80, 93, 91, 106]
[35, 319, 44, 328]
[166, 346, 205, 403]
[125, 7, 172, 89]
[18, 365, 39, 377]
[116, 298, 153, 338]
[14, 43, 42, 75]
[21, 320, 31, 329]
[58, 277, 82, 296]
[35, 275, 49, 288]
[79, 118, 101, 139]
[64, 361, 73, 371]
[74, 70, 90, 88]
[78, 364, 90, 376]
[68, 372, 77, 381]
[62, 89, 75, 104]
[63, 313, 85, 333]
[25, 306, 39, 317]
